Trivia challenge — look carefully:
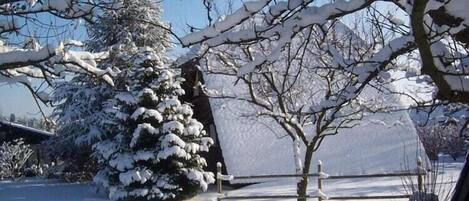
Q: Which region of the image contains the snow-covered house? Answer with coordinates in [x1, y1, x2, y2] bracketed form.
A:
[0, 120, 55, 165]
[179, 22, 428, 184]
[0, 120, 54, 145]
[180, 59, 428, 184]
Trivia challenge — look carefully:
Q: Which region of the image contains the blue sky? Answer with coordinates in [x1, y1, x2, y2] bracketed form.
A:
[0, 0, 228, 118]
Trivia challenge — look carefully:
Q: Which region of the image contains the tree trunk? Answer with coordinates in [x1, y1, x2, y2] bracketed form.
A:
[293, 135, 303, 174]
[297, 145, 315, 201]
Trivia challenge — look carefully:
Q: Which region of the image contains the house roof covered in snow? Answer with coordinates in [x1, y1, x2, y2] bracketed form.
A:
[202, 74, 427, 183]
[179, 21, 429, 184]
[0, 120, 54, 144]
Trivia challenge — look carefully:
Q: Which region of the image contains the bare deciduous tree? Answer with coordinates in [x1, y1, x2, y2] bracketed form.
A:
[178, 1, 469, 199]
[193, 15, 410, 199]
[182, 0, 469, 105]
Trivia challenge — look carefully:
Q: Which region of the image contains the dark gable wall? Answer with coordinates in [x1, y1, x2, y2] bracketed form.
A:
[452, 153, 469, 201]
[179, 59, 227, 174]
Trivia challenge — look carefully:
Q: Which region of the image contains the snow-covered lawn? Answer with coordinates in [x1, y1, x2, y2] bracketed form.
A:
[213, 157, 463, 201]
[0, 179, 107, 201]
[0, 157, 464, 201]
[0, 178, 219, 201]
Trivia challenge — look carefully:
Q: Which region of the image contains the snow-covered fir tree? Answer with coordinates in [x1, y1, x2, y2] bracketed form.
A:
[49, 0, 122, 176]
[92, 1, 214, 200]
[50, 75, 114, 177]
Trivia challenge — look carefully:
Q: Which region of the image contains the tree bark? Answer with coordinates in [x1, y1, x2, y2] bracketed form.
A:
[297, 144, 315, 201]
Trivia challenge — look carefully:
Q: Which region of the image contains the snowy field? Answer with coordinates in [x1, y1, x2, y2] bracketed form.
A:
[0, 156, 463, 201]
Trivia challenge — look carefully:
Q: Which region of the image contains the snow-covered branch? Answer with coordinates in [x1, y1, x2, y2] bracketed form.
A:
[182, 0, 374, 47]
[183, 0, 469, 105]
[411, 0, 469, 102]
[0, 0, 121, 95]
[0, 0, 121, 18]
[0, 41, 114, 86]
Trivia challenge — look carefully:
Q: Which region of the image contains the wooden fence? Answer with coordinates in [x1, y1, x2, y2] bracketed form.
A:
[216, 158, 427, 200]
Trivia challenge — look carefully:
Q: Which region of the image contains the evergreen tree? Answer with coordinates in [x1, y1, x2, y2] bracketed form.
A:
[50, 76, 114, 178]
[92, 1, 214, 200]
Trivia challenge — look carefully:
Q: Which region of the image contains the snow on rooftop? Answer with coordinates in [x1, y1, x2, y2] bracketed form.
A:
[205, 73, 428, 184]
[0, 120, 54, 137]
[181, 19, 429, 184]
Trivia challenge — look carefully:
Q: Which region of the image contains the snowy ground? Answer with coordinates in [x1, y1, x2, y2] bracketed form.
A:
[0, 178, 107, 201]
[0, 156, 464, 201]
[195, 156, 464, 201]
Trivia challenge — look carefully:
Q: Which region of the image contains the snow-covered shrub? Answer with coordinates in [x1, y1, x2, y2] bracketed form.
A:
[0, 139, 34, 179]
[91, 1, 214, 200]
[23, 162, 56, 178]
[24, 164, 44, 177]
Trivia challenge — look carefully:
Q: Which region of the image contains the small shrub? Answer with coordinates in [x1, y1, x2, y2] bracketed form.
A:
[402, 160, 454, 201]
[416, 123, 466, 161]
[23, 163, 56, 178]
[0, 139, 34, 179]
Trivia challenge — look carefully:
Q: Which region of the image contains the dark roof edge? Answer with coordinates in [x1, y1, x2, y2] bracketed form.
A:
[0, 120, 55, 137]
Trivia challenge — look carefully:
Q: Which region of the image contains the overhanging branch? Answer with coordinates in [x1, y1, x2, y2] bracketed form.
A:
[411, 0, 469, 103]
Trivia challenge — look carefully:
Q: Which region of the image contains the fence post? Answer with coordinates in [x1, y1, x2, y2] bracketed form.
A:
[417, 157, 424, 192]
[318, 160, 323, 201]
[217, 162, 223, 194]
